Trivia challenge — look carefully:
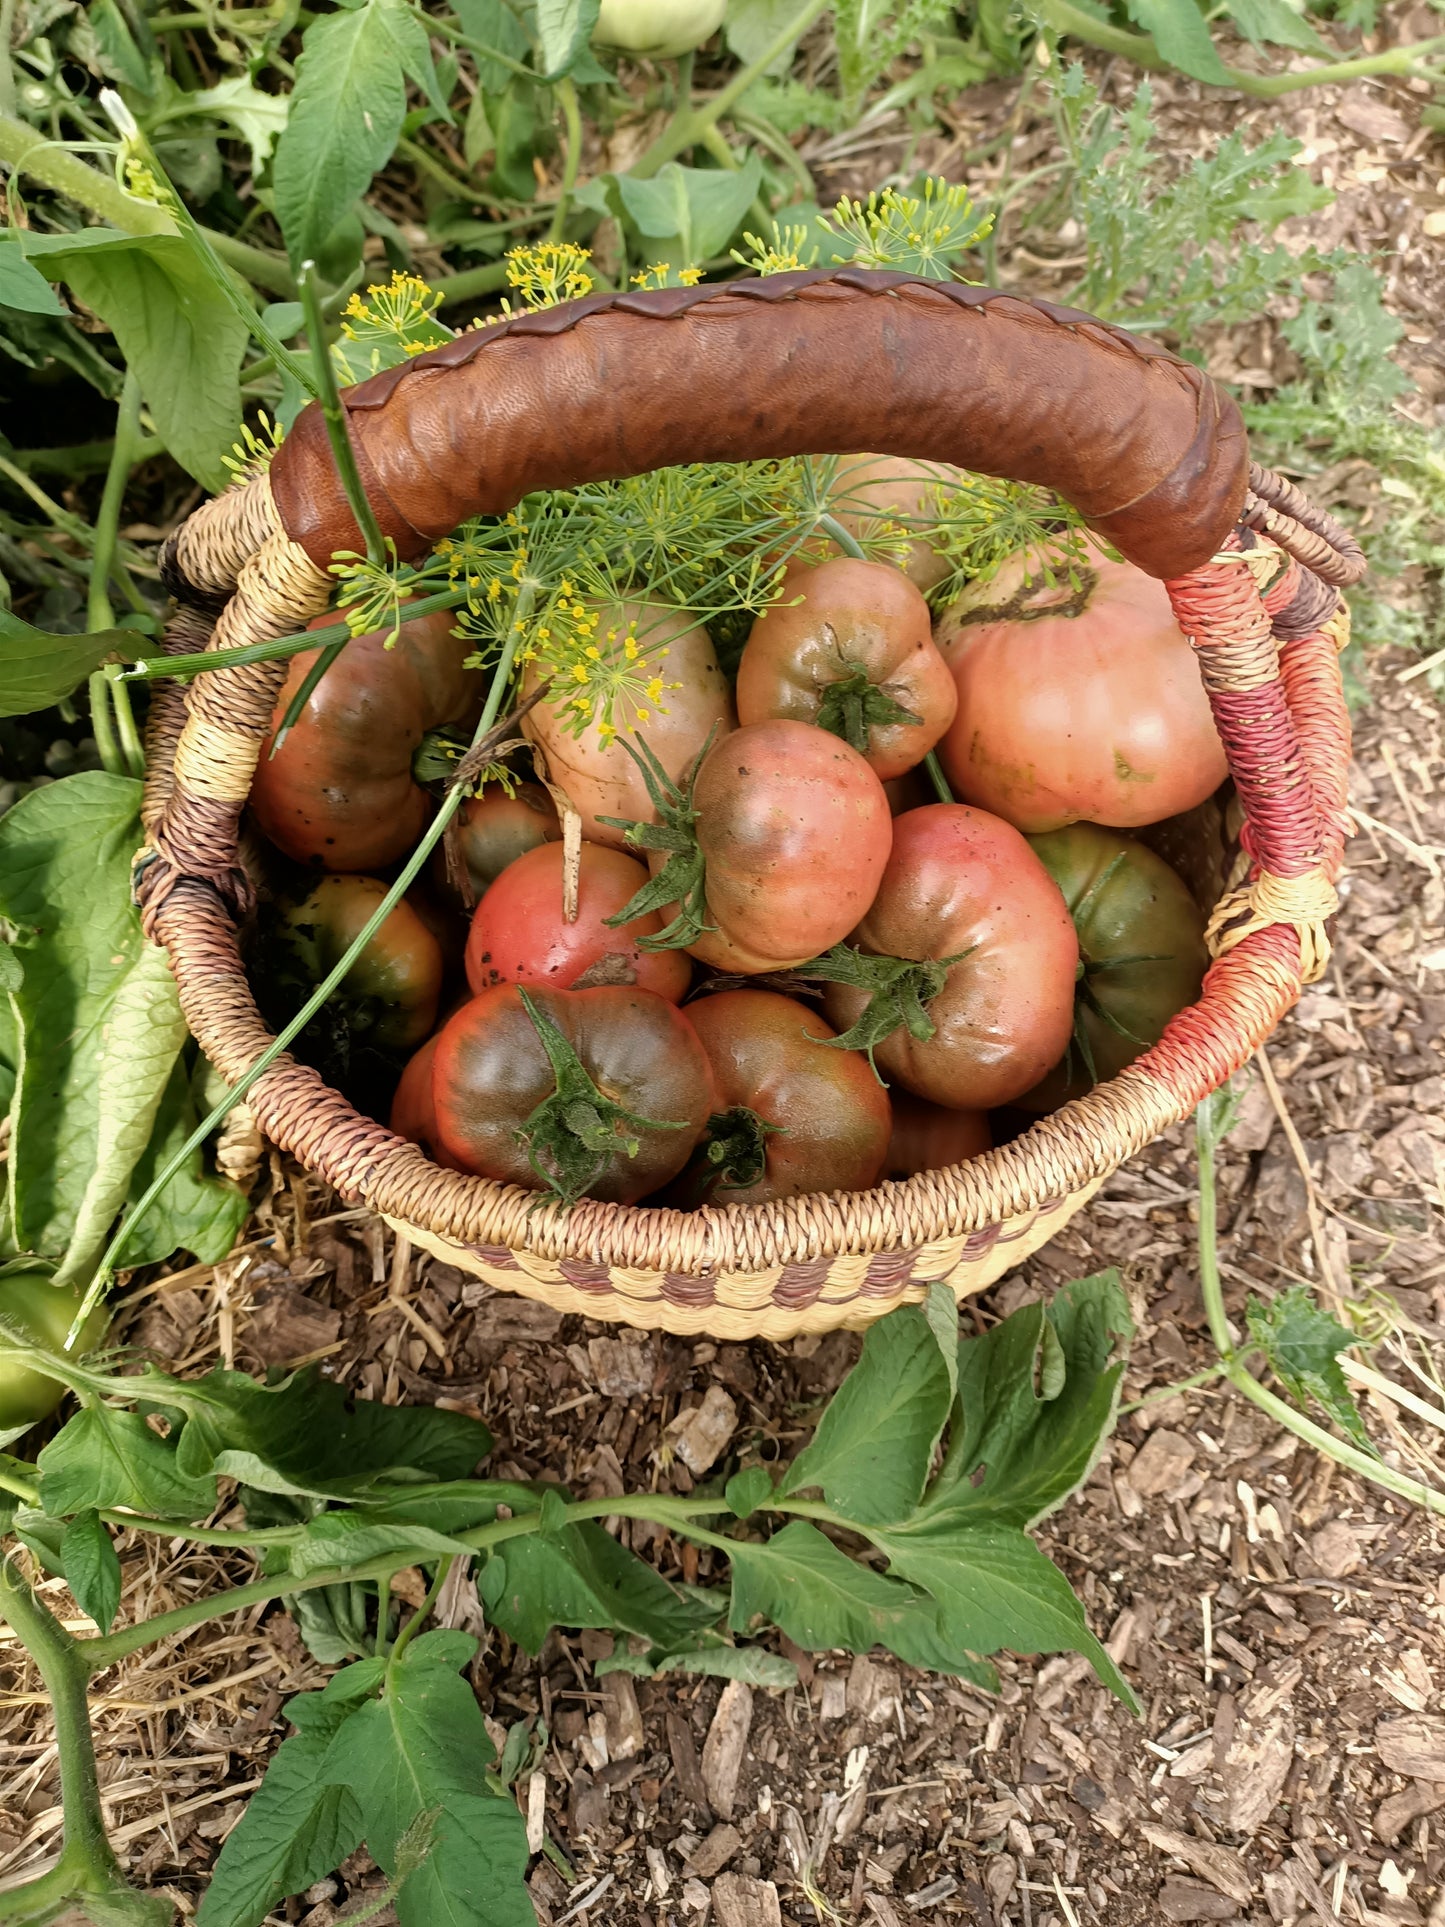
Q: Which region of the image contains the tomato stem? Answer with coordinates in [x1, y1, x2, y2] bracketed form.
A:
[299, 260, 389, 568]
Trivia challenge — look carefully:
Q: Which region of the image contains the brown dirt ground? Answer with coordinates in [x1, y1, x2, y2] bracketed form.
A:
[3, 23, 1445, 1927]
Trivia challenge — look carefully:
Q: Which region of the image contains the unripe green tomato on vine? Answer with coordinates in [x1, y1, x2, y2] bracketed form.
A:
[592, 0, 727, 58]
[0, 1271, 107, 1439]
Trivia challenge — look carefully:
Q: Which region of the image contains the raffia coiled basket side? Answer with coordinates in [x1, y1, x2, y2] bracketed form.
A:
[138, 269, 1361, 1339]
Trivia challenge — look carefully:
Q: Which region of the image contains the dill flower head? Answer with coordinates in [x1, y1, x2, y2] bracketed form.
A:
[500, 243, 596, 314]
[522, 597, 684, 746]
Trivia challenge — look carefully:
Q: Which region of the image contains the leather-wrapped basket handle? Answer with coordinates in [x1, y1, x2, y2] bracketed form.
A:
[268, 268, 1250, 583]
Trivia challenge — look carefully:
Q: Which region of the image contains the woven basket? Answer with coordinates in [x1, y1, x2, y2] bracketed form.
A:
[139, 270, 1361, 1338]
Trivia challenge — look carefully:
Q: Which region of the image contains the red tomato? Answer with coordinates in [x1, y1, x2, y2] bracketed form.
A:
[521, 599, 734, 849]
[934, 545, 1228, 832]
[736, 559, 956, 780]
[676, 989, 891, 1205]
[433, 781, 561, 909]
[646, 720, 893, 974]
[883, 1092, 990, 1180]
[259, 875, 444, 1055]
[464, 840, 691, 1003]
[251, 604, 481, 870]
[431, 984, 715, 1204]
[822, 804, 1078, 1109]
[391, 1033, 443, 1155]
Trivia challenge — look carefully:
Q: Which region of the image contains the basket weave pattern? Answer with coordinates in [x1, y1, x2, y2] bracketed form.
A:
[137, 283, 1360, 1337]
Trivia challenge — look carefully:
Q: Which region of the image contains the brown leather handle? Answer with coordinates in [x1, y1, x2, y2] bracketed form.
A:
[269, 268, 1249, 582]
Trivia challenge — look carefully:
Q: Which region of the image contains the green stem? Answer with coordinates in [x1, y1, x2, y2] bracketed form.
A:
[87, 673, 125, 776]
[0, 113, 295, 295]
[816, 511, 865, 560]
[398, 135, 507, 209]
[104, 667, 145, 779]
[0, 0, 18, 120]
[298, 261, 388, 566]
[1036, 0, 1445, 95]
[0, 1463, 37, 1504]
[0, 451, 91, 540]
[387, 1557, 453, 1666]
[121, 587, 470, 684]
[86, 368, 142, 635]
[1118, 1361, 1228, 1416]
[75, 603, 536, 1337]
[547, 77, 583, 244]
[0, 1555, 122, 1898]
[432, 257, 520, 308]
[426, 10, 539, 82]
[923, 751, 954, 804]
[628, 0, 833, 177]
[732, 109, 814, 200]
[9, 436, 163, 478]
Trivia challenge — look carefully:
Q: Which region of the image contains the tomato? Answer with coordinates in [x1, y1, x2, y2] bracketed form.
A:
[433, 781, 561, 910]
[884, 1092, 991, 1180]
[934, 545, 1228, 833]
[0, 1271, 107, 1439]
[674, 989, 891, 1205]
[735, 560, 957, 781]
[432, 984, 716, 1205]
[522, 600, 734, 850]
[827, 454, 963, 594]
[391, 1032, 443, 1154]
[637, 719, 893, 975]
[821, 804, 1077, 1109]
[464, 840, 691, 1003]
[251, 604, 481, 871]
[1017, 823, 1209, 1112]
[592, 0, 726, 56]
[258, 876, 444, 1056]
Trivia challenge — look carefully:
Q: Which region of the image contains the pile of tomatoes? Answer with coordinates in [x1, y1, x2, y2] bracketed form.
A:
[245, 460, 1224, 1211]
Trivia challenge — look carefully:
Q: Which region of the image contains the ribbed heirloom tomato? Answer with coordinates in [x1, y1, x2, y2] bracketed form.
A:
[259, 876, 444, 1055]
[431, 984, 716, 1204]
[883, 1092, 991, 1181]
[464, 841, 691, 1003]
[1019, 822, 1209, 1111]
[934, 545, 1228, 832]
[675, 989, 892, 1205]
[251, 604, 481, 870]
[631, 719, 893, 974]
[433, 780, 561, 909]
[822, 804, 1078, 1109]
[736, 559, 957, 780]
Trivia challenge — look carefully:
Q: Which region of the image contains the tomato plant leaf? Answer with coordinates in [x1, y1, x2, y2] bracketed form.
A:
[197, 1673, 374, 1927]
[284, 1511, 474, 1579]
[1220, 0, 1326, 50]
[1245, 1286, 1376, 1455]
[924, 1270, 1133, 1527]
[726, 1519, 993, 1686]
[185, 74, 293, 169]
[60, 1507, 122, 1633]
[867, 1515, 1135, 1706]
[273, 0, 442, 268]
[1119, 0, 1230, 82]
[37, 1407, 217, 1521]
[317, 1631, 533, 1927]
[0, 245, 68, 317]
[780, 1305, 951, 1524]
[480, 1517, 721, 1653]
[0, 611, 139, 721]
[598, 1639, 799, 1689]
[616, 156, 763, 267]
[16, 231, 246, 489]
[725, 1465, 775, 1519]
[451, 0, 532, 93]
[170, 1366, 492, 1498]
[0, 775, 189, 1281]
[535, 0, 602, 79]
[115, 1058, 249, 1270]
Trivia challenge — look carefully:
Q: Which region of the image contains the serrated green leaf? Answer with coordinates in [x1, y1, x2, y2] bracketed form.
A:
[725, 1465, 774, 1519]
[782, 1306, 951, 1525]
[60, 1507, 122, 1632]
[598, 1640, 798, 1690]
[0, 611, 139, 720]
[17, 231, 245, 488]
[1221, 0, 1325, 51]
[186, 74, 292, 168]
[115, 1058, 248, 1271]
[452, 0, 532, 93]
[197, 1672, 375, 1927]
[317, 1632, 533, 1927]
[0, 246, 67, 317]
[286, 1511, 473, 1579]
[927, 1271, 1133, 1529]
[726, 1519, 992, 1686]
[482, 1518, 721, 1653]
[923, 1282, 960, 1405]
[1120, 0, 1229, 81]
[1246, 1287, 1376, 1455]
[536, 0, 601, 77]
[37, 1407, 216, 1521]
[273, 0, 444, 267]
[0, 774, 189, 1281]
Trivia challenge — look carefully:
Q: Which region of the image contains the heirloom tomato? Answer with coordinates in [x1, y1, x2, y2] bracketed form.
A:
[251, 604, 481, 870]
[675, 989, 891, 1205]
[390, 1033, 448, 1162]
[821, 804, 1077, 1109]
[934, 545, 1227, 832]
[433, 781, 561, 909]
[431, 984, 715, 1205]
[1018, 822, 1209, 1111]
[736, 559, 956, 780]
[827, 454, 963, 594]
[629, 719, 893, 974]
[521, 599, 733, 849]
[464, 841, 691, 1003]
[883, 1092, 991, 1181]
[260, 876, 444, 1056]
[592, 0, 725, 56]
[0, 1271, 107, 1440]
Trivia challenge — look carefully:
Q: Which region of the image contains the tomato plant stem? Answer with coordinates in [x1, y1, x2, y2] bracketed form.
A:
[86, 369, 144, 638]
[547, 78, 584, 243]
[87, 673, 126, 778]
[924, 752, 954, 803]
[0, 1557, 125, 1906]
[122, 586, 471, 683]
[298, 261, 388, 566]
